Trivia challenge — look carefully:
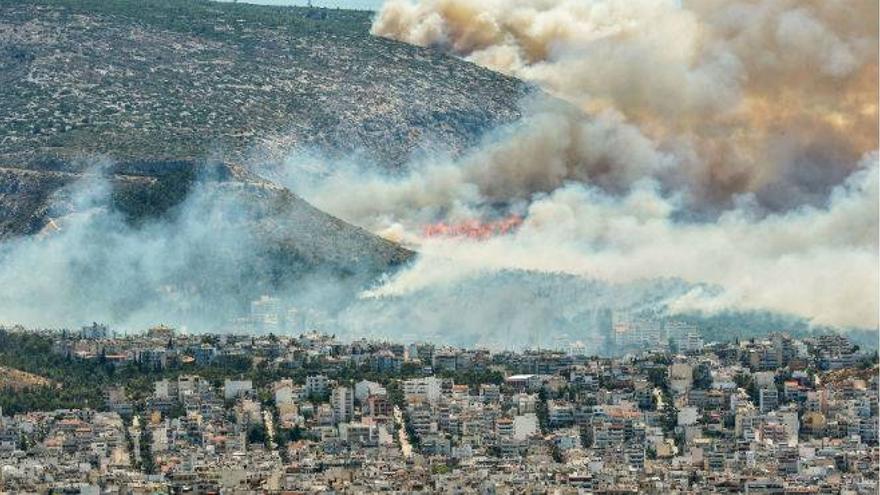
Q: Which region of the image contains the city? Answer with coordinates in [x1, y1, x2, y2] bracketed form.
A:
[0, 318, 876, 493]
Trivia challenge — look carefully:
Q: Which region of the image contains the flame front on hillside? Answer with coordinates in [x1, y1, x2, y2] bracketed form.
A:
[422, 215, 522, 240]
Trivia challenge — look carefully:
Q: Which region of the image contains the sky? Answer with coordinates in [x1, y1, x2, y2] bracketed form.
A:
[215, 0, 383, 11]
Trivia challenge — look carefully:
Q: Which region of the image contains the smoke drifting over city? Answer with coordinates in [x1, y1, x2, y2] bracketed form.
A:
[372, 0, 878, 211]
[0, 0, 876, 346]
[0, 164, 388, 332]
[0, 168, 265, 329]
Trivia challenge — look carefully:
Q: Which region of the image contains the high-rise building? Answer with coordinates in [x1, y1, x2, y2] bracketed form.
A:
[80, 322, 110, 339]
[250, 295, 280, 333]
[305, 374, 329, 398]
[331, 386, 354, 423]
[760, 388, 779, 413]
[403, 376, 442, 404]
[667, 321, 703, 353]
[611, 311, 664, 353]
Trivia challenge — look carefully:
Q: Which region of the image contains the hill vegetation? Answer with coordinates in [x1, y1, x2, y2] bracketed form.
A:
[0, 0, 530, 306]
[0, 0, 526, 172]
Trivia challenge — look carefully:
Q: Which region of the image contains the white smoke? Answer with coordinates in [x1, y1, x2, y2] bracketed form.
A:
[278, 136, 877, 329]
[275, 97, 677, 230]
[363, 153, 878, 329]
[0, 165, 374, 331]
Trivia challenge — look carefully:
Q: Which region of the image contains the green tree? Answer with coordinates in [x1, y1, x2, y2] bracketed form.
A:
[247, 423, 267, 445]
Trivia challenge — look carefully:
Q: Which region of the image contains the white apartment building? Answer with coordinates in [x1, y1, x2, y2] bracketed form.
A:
[403, 377, 442, 404]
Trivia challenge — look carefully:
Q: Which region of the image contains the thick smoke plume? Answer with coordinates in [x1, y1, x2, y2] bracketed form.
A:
[373, 0, 878, 210]
[272, 0, 880, 331]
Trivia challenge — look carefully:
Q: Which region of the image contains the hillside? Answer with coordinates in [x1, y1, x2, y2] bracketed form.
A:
[0, 365, 54, 392]
[0, 0, 533, 300]
[0, 0, 528, 238]
[0, 0, 536, 328]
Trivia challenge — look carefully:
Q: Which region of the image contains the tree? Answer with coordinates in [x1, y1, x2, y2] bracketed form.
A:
[647, 367, 668, 390]
[247, 423, 267, 445]
[536, 388, 550, 433]
[140, 426, 156, 474]
[692, 362, 713, 390]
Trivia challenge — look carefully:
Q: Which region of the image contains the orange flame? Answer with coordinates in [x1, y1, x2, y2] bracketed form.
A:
[422, 215, 522, 240]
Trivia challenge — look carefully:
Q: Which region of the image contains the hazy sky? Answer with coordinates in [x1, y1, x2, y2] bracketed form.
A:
[216, 0, 383, 11]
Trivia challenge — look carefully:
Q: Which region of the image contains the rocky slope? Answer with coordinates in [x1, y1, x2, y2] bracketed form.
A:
[0, 0, 527, 168]
[0, 0, 529, 278]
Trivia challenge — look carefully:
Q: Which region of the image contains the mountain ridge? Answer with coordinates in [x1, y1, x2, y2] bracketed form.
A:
[0, 0, 530, 283]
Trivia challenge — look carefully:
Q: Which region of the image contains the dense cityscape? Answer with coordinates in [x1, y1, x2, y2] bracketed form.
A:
[0, 315, 877, 493]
